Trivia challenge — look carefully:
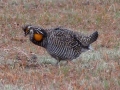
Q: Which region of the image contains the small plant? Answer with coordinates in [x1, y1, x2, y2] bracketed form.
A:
[103, 79, 110, 90]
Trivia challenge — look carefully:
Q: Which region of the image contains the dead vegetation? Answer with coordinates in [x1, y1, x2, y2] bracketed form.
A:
[0, 0, 120, 90]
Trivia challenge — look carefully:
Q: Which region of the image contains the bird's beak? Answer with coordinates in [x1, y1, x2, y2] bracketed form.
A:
[24, 32, 29, 37]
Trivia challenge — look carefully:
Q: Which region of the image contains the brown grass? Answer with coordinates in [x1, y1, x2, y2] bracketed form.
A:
[0, 0, 120, 90]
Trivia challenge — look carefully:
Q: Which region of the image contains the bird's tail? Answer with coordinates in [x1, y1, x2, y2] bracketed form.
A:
[88, 31, 98, 44]
[81, 31, 98, 46]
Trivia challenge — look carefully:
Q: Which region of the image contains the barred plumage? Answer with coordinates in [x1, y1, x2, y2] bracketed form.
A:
[22, 25, 98, 65]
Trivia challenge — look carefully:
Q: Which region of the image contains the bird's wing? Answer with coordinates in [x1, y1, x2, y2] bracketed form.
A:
[47, 28, 77, 47]
[46, 28, 82, 60]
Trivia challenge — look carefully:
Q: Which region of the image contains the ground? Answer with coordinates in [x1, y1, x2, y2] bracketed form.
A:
[0, 0, 120, 90]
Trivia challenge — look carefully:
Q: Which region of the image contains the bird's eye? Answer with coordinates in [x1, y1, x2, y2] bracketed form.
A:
[26, 28, 29, 33]
[25, 25, 32, 33]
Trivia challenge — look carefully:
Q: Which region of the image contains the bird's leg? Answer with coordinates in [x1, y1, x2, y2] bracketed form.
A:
[55, 60, 61, 68]
[55, 60, 61, 66]
[65, 60, 68, 65]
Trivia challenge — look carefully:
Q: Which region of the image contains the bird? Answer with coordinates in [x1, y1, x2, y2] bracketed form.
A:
[22, 25, 98, 65]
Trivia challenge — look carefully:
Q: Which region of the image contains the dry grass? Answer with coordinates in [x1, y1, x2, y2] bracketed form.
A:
[0, 0, 120, 90]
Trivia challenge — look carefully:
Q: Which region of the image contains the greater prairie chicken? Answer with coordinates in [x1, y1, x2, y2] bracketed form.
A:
[22, 25, 98, 65]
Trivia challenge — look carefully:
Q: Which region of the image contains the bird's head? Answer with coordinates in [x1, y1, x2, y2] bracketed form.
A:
[22, 25, 32, 36]
[22, 25, 47, 42]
